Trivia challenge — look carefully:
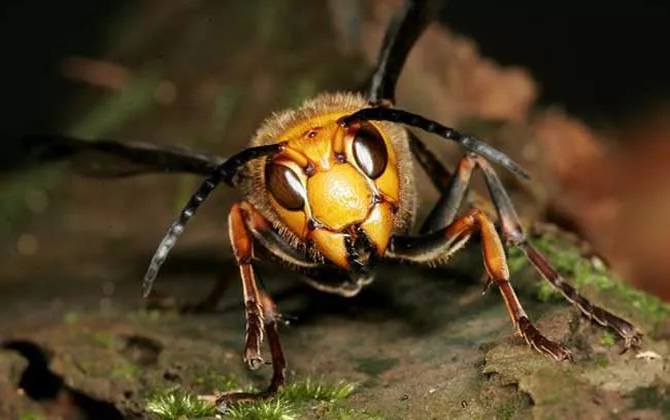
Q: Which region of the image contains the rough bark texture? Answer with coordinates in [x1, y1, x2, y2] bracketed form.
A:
[1, 231, 668, 419]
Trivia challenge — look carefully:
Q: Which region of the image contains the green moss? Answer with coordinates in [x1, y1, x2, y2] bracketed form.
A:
[354, 357, 398, 377]
[146, 378, 363, 420]
[226, 399, 295, 420]
[278, 379, 356, 404]
[229, 379, 358, 418]
[508, 232, 670, 325]
[599, 331, 616, 348]
[146, 387, 216, 419]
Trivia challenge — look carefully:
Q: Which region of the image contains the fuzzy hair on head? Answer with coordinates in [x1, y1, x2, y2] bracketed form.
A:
[239, 92, 416, 260]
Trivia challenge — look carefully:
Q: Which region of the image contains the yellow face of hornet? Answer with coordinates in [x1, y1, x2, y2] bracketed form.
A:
[264, 111, 400, 268]
[242, 93, 414, 270]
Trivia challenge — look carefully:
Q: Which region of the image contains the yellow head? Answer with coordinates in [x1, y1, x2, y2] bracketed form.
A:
[244, 93, 415, 269]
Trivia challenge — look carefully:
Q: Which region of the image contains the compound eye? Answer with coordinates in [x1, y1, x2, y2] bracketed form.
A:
[265, 163, 305, 211]
[352, 123, 388, 179]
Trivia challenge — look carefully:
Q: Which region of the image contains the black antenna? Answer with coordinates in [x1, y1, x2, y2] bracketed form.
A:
[142, 143, 284, 297]
[340, 108, 529, 180]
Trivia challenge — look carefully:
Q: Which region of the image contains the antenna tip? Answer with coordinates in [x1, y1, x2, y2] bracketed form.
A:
[142, 272, 156, 298]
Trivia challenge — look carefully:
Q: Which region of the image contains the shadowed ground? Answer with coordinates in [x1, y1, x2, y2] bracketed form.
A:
[1, 229, 668, 418]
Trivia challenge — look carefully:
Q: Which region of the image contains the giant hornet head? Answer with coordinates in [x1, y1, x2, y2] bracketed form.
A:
[243, 93, 415, 270]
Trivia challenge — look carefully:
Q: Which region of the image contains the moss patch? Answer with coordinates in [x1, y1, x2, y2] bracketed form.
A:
[225, 399, 295, 420]
[600, 331, 616, 348]
[145, 378, 362, 419]
[278, 379, 356, 404]
[508, 231, 670, 328]
[146, 388, 216, 419]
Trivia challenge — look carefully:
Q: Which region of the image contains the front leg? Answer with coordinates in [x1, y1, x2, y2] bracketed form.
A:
[215, 290, 287, 409]
[147, 196, 352, 312]
[473, 157, 643, 349]
[228, 202, 267, 369]
[387, 208, 573, 361]
[409, 151, 642, 350]
[197, 202, 287, 409]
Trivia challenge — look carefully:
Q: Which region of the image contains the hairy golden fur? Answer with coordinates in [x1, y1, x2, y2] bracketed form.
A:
[239, 92, 416, 261]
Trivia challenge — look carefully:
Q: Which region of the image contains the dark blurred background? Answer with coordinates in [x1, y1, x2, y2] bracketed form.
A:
[445, 0, 670, 125]
[1, 0, 670, 303]
[2, 0, 669, 140]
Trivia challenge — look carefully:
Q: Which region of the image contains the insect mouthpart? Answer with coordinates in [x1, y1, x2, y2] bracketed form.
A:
[344, 225, 376, 271]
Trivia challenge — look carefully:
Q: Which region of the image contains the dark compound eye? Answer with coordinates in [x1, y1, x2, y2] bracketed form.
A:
[265, 162, 305, 211]
[352, 123, 388, 179]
